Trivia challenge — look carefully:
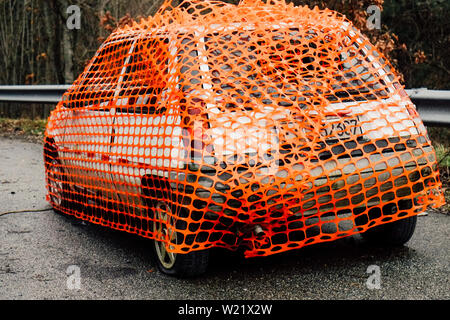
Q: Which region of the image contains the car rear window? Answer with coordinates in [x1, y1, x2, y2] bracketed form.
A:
[203, 28, 394, 109]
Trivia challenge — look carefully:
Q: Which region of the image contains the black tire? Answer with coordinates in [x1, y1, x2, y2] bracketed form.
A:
[44, 142, 71, 215]
[142, 178, 209, 278]
[150, 200, 209, 278]
[361, 215, 417, 246]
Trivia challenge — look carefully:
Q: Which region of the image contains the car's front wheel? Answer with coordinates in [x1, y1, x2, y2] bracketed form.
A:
[44, 143, 71, 215]
[150, 199, 209, 278]
[361, 215, 417, 246]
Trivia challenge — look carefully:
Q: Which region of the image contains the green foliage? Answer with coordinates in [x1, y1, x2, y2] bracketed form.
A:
[434, 143, 450, 167]
[0, 117, 47, 138]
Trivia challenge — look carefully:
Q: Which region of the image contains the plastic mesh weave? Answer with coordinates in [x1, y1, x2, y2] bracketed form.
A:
[45, 0, 445, 257]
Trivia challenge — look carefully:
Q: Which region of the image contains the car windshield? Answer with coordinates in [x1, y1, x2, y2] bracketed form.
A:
[202, 28, 394, 109]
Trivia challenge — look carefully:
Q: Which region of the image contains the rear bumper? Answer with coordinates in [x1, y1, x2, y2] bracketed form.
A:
[169, 135, 444, 256]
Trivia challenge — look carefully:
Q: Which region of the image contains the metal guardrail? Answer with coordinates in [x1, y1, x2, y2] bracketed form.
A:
[0, 85, 449, 126]
[405, 88, 450, 127]
[0, 85, 71, 104]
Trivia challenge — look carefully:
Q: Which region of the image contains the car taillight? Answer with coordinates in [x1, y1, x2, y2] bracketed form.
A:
[406, 105, 419, 118]
[189, 97, 205, 115]
[405, 103, 427, 135]
[394, 82, 409, 98]
[193, 126, 209, 140]
[393, 82, 427, 135]
[182, 97, 212, 156]
[336, 110, 351, 117]
[309, 109, 352, 120]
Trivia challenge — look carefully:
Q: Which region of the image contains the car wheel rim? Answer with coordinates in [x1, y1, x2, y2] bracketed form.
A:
[47, 159, 64, 207]
[153, 201, 177, 269]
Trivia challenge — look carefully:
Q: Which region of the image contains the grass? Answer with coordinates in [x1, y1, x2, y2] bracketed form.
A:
[0, 117, 47, 143]
[434, 143, 450, 167]
[427, 128, 450, 214]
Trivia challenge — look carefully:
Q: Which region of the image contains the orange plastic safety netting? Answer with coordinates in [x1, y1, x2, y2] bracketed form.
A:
[44, 0, 445, 257]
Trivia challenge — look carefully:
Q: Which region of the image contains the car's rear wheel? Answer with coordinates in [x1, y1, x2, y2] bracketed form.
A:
[149, 198, 209, 278]
[361, 215, 417, 246]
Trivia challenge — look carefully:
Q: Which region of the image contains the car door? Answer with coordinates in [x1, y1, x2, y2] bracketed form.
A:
[109, 36, 185, 214]
[59, 39, 134, 204]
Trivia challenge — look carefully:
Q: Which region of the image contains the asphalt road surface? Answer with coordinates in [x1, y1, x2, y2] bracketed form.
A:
[0, 137, 449, 300]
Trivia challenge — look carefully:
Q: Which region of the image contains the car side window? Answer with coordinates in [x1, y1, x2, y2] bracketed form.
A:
[116, 37, 170, 115]
[64, 39, 133, 109]
[115, 87, 164, 114]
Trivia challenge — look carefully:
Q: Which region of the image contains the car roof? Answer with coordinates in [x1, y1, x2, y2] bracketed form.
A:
[106, 14, 353, 44]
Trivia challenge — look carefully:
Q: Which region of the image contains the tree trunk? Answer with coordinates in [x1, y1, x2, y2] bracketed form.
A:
[50, 0, 64, 84]
[42, 1, 55, 83]
[61, 0, 74, 84]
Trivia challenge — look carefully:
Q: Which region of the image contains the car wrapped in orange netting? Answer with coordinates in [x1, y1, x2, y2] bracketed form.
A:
[44, 0, 445, 277]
